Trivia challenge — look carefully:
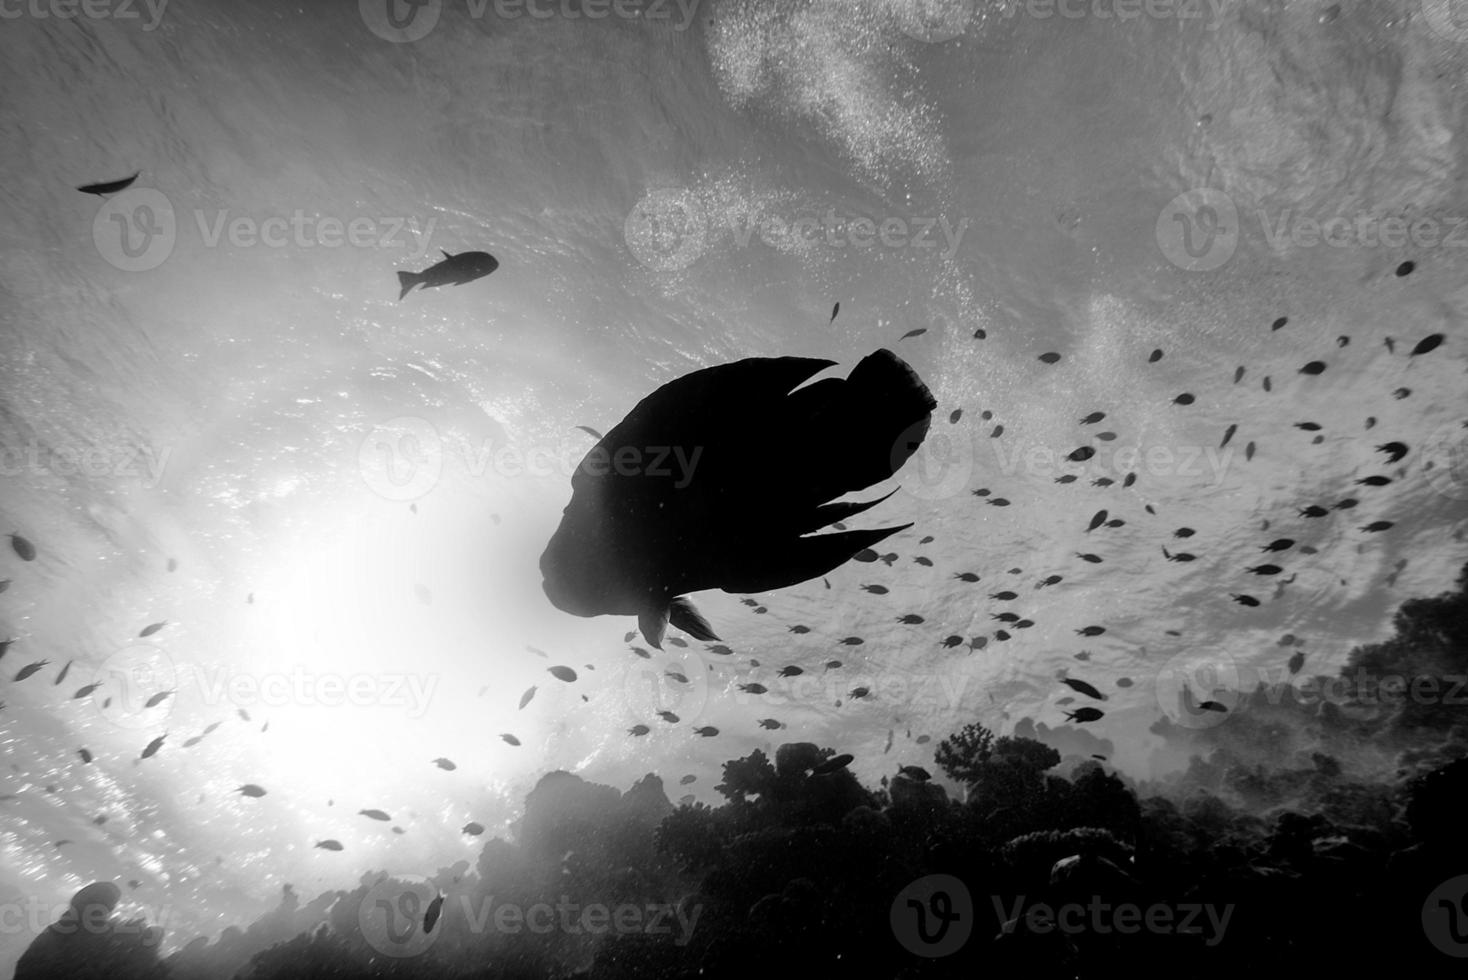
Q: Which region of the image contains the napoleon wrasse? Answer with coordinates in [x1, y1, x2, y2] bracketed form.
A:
[540, 349, 936, 647]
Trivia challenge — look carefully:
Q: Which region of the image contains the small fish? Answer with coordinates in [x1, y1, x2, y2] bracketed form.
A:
[1247, 564, 1283, 575]
[991, 424, 1004, 437]
[1262, 377, 1272, 392]
[1261, 539, 1294, 552]
[424, 893, 445, 934]
[1393, 387, 1411, 400]
[657, 710, 680, 723]
[986, 499, 1010, 508]
[1149, 349, 1163, 363]
[1063, 707, 1104, 723]
[839, 636, 864, 646]
[665, 670, 689, 684]
[1287, 650, 1305, 674]
[954, 572, 980, 582]
[1294, 422, 1322, 431]
[861, 584, 889, 595]
[1233, 366, 1245, 383]
[1068, 446, 1096, 462]
[359, 809, 392, 821]
[139, 621, 167, 638]
[10, 533, 36, 562]
[627, 725, 650, 736]
[53, 661, 73, 685]
[1122, 473, 1137, 488]
[758, 718, 784, 730]
[949, 409, 962, 424]
[1038, 352, 1062, 365]
[1076, 553, 1103, 563]
[315, 840, 344, 851]
[825, 659, 842, 669]
[1333, 498, 1359, 510]
[236, 784, 267, 798]
[77, 171, 140, 195]
[1173, 393, 1195, 405]
[1055, 475, 1078, 484]
[1116, 677, 1133, 688]
[519, 686, 536, 709]
[1298, 505, 1329, 518]
[1299, 361, 1327, 375]
[144, 690, 173, 709]
[432, 757, 457, 770]
[1221, 424, 1237, 448]
[777, 666, 804, 677]
[1245, 441, 1256, 461]
[897, 613, 925, 624]
[1091, 478, 1114, 488]
[692, 726, 719, 737]
[77, 748, 93, 763]
[994, 630, 1011, 641]
[547, 665, 577, 683]
[830, 302, 840, 323]
[13, 660, 48, 682]
[72, 682, 99, 699]
[1075, 626, 1106, 637]
[1080, 412, 1105, 424]
[1376, 442, 1409, 463]
[140, 735, 166, 760]
[397, 249, 498, 301]
[848, 686, 870, 699]
[1086, 510, 1108, 532]
[1360, 521, 1395, 533]
[1410, 334, 1444, 357]
[1197, 700, 1228, 713]
[462, 821, 486, 836]
[900, 328, 927, 340]
[1060, 677, 1105, 700]
[738, 683, 768, 694]
[812, 753, 854, 775]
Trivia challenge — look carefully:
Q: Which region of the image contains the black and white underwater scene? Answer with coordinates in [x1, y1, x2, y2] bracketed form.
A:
[4, 0, 1468, 977]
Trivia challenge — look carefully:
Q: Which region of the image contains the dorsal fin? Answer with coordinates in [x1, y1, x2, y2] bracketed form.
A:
[638, 606, 668, 650]
[441, 249, 453, 259]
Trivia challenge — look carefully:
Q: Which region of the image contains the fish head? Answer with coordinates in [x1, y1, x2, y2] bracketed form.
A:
[465, 251, 499, 276]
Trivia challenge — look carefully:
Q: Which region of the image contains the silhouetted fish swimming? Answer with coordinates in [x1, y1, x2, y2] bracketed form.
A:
[540, 349, 936, 647]
[396, 249, 498, 300]
[77, 172, 139, 195]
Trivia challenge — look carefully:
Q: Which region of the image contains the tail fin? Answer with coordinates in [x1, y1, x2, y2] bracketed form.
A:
[396, 271, 421, 301]
[669, 597, 720, 642]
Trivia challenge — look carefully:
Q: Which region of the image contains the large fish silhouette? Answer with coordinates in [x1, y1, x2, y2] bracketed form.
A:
[540, 348, 936, 647]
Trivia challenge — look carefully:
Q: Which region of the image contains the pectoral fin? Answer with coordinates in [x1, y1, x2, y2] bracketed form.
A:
[639, 606, 669, 650]
[669, 597, 719, 642]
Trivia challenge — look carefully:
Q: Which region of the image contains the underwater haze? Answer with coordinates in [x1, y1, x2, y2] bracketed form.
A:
[1, 0, 1467, 976]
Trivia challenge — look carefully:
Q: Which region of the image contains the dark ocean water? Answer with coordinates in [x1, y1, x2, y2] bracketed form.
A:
[1, 0, 1466, 971]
